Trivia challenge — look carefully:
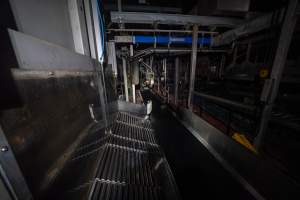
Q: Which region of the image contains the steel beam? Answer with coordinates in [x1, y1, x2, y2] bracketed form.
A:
[188, 25, 198, 109]
[254, 0, 298, 150]
[110, 12, 243, 27]
[105, 4, 182, 13]
[131, 47, 227, 60]
[174, 57, 179, 105]
[213, 9, 285, 46]
[107, 28, 218, 34]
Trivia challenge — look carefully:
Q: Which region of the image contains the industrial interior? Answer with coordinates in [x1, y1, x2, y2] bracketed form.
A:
[1, 0, 300, 199]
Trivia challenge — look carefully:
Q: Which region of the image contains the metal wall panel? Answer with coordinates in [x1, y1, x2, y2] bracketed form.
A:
[9, 0, 75, 50]
[0, 70, 100, 198]
[8, 29, 96, 71]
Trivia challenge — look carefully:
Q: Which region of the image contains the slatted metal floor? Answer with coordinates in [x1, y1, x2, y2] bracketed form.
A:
[87, 112, 178, 200]
[45, 111, 179, 200]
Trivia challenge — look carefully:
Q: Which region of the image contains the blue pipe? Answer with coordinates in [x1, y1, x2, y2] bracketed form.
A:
[133, 35, 211, 45]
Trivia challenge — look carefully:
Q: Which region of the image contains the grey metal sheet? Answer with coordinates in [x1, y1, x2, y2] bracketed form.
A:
[8, 29, 96, 71]
[9, 0, 75, 50]
[110, 11, 244, 27]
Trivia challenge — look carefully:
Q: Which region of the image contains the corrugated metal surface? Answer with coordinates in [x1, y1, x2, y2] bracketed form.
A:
[89, 112, 179, 200]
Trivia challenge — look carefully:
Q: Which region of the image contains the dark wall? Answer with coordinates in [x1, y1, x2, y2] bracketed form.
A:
[0, 0, 20, 109]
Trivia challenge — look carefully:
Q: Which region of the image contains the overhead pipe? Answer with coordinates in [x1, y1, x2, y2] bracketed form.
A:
[133, 35, 211, 45]
[131, 47, 227, 60]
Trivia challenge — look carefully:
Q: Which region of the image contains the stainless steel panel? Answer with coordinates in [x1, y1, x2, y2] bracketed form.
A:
[8, 29, 96, 71]
[9, 0, 75, 50]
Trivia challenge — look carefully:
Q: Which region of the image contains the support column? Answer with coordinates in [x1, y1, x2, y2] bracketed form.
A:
[254, 0, 298, 150]
[84, 0, 96, 59]
[174, 57, 179, 105]
[163, 58, 167, 91]
[91, 0, 104, 63]
[130, 45, 136, 103]
[132, 84, 136, 103]
[68, 0, 85, 55]
[107, 42, 117, 76]
[122, 58, 129, 102]
[188, 24, 198, 110]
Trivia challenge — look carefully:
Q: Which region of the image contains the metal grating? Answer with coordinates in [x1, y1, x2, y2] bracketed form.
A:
[91, 180, 161, 200]
[88, 111, 174, 200]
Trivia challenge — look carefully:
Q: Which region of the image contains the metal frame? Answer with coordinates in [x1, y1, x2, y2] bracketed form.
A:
[104, 4, 182, 13]
[68, 0, 86, 54]
[91, 0, 104, 63]
[84, 0, 97, 59]
[107, 28, 218, 34]
[213, 8, 285, 46]
[110, 12, 244, 27]
[0, 126, 32, 200]
[193, 91, 256, 113]
[254, 0, 299, 149]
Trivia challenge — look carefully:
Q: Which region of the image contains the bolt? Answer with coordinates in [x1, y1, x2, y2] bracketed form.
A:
[48, 71, 54, 76]
[0, 146, 9, 152]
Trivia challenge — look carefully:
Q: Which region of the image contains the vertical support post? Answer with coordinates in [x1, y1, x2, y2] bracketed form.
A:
[219, 54, 226, 78]
[91, 0, 108, 128]
[122, 57, 129, 102]
[174, 57, 179, 105]
[91, 0, 104, 63]
[68, 0, 85, 54]
[0, 126, 32, 200]
[163, 58, 167, 91]
[107, 42, 118, 76]
[188, 24, 198, 110]
[254, 0, 298, 150]
[117, 0, 122, 11]
[130, 45, 136, 103]
[157, 77, 160, 93]
[95, 64, 108, 126]
[132, 84, 136, 103]
[84, 0, 96, 59]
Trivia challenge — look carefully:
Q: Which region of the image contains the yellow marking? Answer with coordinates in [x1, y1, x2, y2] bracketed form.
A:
[259, 69, 269, 78]
[232, 133, 258, 154]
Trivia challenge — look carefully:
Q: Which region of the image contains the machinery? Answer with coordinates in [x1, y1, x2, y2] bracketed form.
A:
[1, 0, 300, 199]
